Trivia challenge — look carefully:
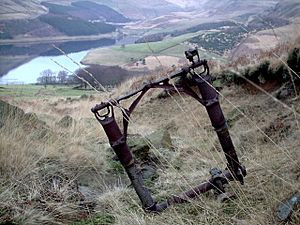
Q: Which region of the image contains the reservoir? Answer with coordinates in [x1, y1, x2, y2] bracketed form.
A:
[0, 38, 117, 85]
[0, 51, 88, 84]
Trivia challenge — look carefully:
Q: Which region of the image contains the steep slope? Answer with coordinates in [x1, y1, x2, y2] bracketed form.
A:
[0, 0, 47, 20]
[0, 1, 129, 39]
[200, 0, 278, 15]
[90, 0, 182, 19]
[71, 1, 130, 22]
[42, 1, 131, 23]
[164, 0, 202, 8]
[271, 0, 300, 18]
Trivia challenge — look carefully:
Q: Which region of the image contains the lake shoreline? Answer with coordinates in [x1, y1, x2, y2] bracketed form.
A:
[0, 32, 117, 45]
[0, 37, 120, 81]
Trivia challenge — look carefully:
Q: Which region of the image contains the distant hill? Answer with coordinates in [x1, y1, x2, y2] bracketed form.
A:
[0, 0, 181, 39]
[0, 0, 47, 20]
[271, 0, 300, 18]
[0, 0, 135, 39]
[88, 0, 182, 19]
[42, 1, 131, 23]
[199, 0, 278, 15]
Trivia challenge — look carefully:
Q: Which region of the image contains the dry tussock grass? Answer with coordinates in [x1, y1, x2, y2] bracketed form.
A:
[1, 63, 300, 225]
[228, 35, 300, 71]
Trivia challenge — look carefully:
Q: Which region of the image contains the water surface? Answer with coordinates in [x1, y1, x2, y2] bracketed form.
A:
[0, 51, 87, 84]
[0, 38, 117, 84]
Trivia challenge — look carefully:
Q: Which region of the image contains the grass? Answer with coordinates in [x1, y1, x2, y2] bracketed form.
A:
[0, 84, 96, 98]
[71, 213, 115, 225]
[114, 33, 197, 54]
[82, 32, 222, 66]
[1, 40, 300, 224]
[0, 75, 300, 224]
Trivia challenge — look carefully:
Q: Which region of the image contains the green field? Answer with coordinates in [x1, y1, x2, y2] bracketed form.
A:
[0, 84, 95, 98]
[83, 32, 223, 66]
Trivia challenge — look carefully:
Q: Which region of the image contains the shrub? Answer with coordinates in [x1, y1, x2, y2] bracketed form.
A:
[215, 70, 238, 86]
[287, 47, 300, 77]
[270, 64, 290, 82]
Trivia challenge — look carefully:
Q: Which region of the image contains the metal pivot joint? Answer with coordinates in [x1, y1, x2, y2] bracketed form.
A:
[92, 48, 246, 212]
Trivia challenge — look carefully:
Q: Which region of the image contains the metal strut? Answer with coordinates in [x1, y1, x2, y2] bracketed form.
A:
[92, 48, 246, 212]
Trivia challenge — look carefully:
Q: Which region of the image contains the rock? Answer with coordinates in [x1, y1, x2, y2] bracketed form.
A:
[37, 158, 84, 202]
[232, 218, 251, 225]
[126, 129, 173, 160]
[165, 120, 178, 133]
[263, 118, 291, 142]
[0, 99, 24, 123]
[157, 90, 173, 99]
[23, 112, 46, 127]
[78, 185, 101, 202]
[146, 129, 173, 149]
[127, 134, 150, 161]
[89, 95, 95, 101]
[57, 115, 74, 128]
[276, 192, 300, 221]
[216, 192, 235, 203]
[0, 100, 48, 138]
[80, 94, 89, 100]
[227, 107, 244, 127]
[111, 129, 173, 182]
[141, 162, 158, 180]
[276, 89, 290, 99]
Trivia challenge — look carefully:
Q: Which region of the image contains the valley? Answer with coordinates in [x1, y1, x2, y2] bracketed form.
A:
[2, 0, 299, 81]
[0, 1, 300, 224]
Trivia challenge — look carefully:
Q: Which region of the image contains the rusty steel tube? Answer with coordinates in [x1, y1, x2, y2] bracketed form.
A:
[99, 116, 155, 209]
[196, 75, 244, 183]
[153, 170, 233, 211]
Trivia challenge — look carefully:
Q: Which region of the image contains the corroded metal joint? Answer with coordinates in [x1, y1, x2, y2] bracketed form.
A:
[110, 135, 126, 148]
[202, 95, 220, 107]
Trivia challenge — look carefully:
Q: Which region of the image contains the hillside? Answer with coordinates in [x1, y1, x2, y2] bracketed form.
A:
[0, 44, 299, 223]
[1, 0, 300, 224]
[200, 0, 278, 12]
[42, 1, 130, 23]
[0, 0, 182, 21]
[87, 0, 182, 19]
[0, 1, 130, 40]
[0, 0, 47, 20]
[271, 0, 300, 18]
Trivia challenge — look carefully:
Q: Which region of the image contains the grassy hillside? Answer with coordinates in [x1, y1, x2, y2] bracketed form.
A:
[42, 1, 130, 23]
[0, 85, 95, 98]
[82, 33, 222, 67]
[271, 0, 300, 18]
[71, 1, 130, 22]
[0, 19, 46, 39]
[0, 1, 128, 40]
[0, 0, 181, 22]
[0, 0, 47, 20]
[39, 15, 115, 36]
[200, 0, 278, 14]
[89, 0, 182, 19]
[136, 15, 289, 55]
[0, 59, 299, 224]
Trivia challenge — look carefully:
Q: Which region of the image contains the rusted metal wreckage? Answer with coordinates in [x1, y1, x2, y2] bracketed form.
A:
[91, 48, 247, 212]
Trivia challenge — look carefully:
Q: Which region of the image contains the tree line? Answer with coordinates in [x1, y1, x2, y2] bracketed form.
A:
[36, 69, 78, 86]
[36, 65, 141, 89]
